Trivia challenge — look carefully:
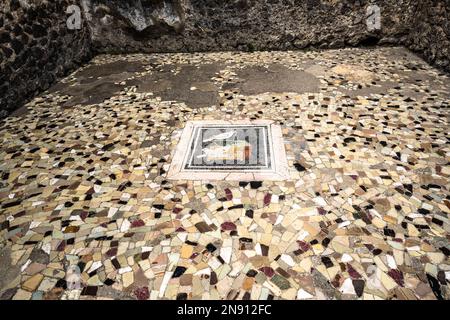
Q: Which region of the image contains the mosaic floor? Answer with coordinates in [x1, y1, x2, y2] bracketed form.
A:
[0, 47, 449, 300]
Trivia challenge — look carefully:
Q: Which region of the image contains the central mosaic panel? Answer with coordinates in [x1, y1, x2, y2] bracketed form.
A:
[185, 124, 271, 170]
[168, 120, 290, 181]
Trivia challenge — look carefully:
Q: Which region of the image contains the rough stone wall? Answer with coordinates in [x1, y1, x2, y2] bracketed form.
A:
[0, 0, 92, 118]
[406, 0, 450, 73]
[84, 0, 419, 53]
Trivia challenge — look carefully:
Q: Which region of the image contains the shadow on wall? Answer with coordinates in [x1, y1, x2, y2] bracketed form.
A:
[83, 0, 414, 53]
[406, 0, 450, 73]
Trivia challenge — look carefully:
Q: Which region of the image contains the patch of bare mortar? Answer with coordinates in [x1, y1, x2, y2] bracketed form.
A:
[46, 60, 148, 108]
[231, 64, 322, 95]
[129, 63, 224, 108]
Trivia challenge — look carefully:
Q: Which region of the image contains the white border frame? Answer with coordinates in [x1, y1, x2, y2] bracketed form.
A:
[167, 120, 291, 181]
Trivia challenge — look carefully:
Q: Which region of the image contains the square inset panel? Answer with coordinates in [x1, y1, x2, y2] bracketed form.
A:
[167, 120, 290, 181]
